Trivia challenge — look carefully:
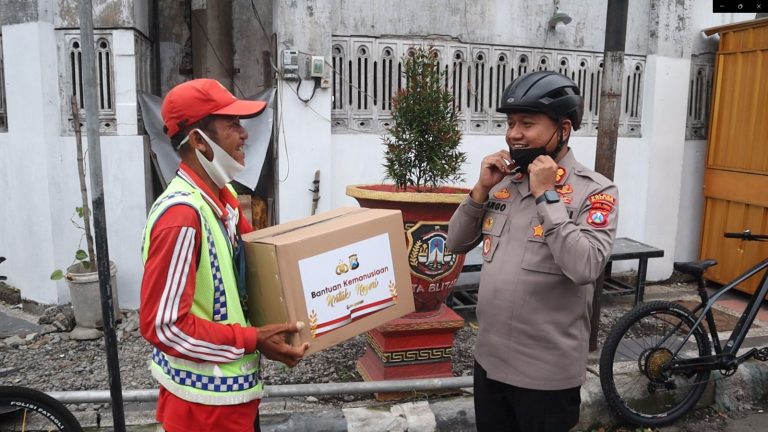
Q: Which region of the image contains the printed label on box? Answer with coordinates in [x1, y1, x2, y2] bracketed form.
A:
[298, 233, 399, 338]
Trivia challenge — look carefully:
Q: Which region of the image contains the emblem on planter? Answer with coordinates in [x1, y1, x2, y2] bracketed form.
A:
[407, 222, 459, 281]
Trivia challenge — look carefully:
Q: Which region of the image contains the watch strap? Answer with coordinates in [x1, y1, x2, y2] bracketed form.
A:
[535, 190, 560, 205]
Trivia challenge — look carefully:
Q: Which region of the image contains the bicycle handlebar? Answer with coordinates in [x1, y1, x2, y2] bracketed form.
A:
[724, 230, 768, 241]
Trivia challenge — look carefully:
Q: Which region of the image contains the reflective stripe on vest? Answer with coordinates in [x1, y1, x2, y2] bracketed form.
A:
[142, 177, 261, 405]
[151, 348, 262, 391]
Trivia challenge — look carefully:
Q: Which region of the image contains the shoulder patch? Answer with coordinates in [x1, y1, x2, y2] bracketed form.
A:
[586, 209, 609, 227]
[587, 193, 617, 213]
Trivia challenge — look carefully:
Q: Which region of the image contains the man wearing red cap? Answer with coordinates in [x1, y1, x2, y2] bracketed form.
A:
[139, 79, 308, 432]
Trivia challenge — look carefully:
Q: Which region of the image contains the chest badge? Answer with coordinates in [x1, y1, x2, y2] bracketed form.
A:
[493, 188, 510, 200]
[555, 167, 567, 184]
[482, 235, 493, 256]
[483, 216, 495, 230]
[532, 224, 544, 238]
[556, 184, 573, 204]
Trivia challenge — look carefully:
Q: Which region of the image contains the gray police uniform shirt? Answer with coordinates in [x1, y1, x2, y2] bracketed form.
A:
[447, 150, 618, 390]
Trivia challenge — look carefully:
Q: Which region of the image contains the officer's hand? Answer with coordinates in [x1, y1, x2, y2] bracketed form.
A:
[528, 155, 558, 198]
[256, 322, 310, 368]
[471, 150, 513, 203]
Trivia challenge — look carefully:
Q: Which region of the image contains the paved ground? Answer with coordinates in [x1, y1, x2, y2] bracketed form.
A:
[0, 303, 41, 338]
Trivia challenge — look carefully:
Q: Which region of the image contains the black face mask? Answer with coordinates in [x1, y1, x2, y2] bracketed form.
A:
[509, 146, 547, 173]
[508, 122, 567, 173]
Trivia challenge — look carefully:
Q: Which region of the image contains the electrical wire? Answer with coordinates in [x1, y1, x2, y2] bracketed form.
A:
[293, 77, 319, 103]
[276, 77, 290, 182]
[250, 0, 275, 59]
[191, 13, 247, 98]
[281, 81, 380, 134]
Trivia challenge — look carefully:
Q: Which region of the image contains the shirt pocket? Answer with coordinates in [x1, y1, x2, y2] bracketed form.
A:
[521, 217, 563, 275]
[480, 213, 507, 262]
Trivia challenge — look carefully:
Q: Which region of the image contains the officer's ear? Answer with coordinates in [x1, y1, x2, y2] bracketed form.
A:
[560, 120, 573, 141]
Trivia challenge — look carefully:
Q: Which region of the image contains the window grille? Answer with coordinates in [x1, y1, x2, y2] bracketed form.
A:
[330, 37, 645, 137]
[0, 34, 7, 132]
[60, 32, 116, 135]
[686, 54, 714, 140]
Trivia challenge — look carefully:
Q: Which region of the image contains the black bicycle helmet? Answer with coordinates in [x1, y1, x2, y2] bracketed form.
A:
[497, 71, 584, 130]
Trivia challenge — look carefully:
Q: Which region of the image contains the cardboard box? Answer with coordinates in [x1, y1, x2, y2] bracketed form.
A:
[242, 207, 415, 356]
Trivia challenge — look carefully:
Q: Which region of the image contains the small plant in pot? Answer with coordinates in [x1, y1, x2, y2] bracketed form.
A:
[383, 46, 466, 192]
[49, 98, 119, 329]
[347, 46, 469, 316]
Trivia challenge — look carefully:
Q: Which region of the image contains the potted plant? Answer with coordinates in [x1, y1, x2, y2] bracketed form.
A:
[49, 97, 119, 329]
[347, 46, 469, 317]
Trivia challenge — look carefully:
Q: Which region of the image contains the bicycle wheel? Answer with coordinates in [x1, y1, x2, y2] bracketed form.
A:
[599, 300, 712, 427]
[0, 386, 82, 432]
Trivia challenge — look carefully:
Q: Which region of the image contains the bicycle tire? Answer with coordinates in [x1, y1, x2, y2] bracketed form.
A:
[0, 386, 83, 432]
[599, 300, 712, 427]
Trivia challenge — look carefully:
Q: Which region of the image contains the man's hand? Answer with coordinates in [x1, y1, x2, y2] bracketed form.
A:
[471, 150, 513, 203]
[256, 322, 310, 368]
[528, 155, 558, 198]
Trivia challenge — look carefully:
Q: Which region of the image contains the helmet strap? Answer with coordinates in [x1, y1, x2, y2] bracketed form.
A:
[547, 120, 568, 159]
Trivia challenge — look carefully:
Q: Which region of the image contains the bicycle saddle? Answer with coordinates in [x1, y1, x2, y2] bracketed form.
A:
[673, 259, 717, 277]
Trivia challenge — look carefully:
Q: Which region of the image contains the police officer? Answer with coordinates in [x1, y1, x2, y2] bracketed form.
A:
[447, 71, 619, 432]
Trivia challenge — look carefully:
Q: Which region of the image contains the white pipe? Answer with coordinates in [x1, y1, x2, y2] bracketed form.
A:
[47, 376, 473, 404]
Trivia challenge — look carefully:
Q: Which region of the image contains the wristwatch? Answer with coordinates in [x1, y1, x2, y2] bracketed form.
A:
[535, 190, 560, 205]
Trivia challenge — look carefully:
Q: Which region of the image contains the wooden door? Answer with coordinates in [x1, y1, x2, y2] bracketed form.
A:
[701, 19, 768, 294]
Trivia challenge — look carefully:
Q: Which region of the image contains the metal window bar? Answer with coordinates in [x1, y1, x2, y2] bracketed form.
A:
[62, 32, 116, 135]
[70, 37, 114, 114]
[97, 38, 112, 111]
[330, 38, 644, 137]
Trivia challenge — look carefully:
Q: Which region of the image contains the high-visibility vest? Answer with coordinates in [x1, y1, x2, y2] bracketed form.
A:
[142, 177, 262, 405]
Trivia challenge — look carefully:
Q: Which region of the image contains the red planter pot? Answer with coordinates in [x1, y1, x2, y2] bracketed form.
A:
[346, 184, 469, 318]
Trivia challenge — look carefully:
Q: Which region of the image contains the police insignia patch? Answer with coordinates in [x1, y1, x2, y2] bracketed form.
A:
[482, 235, 493, 256]
[494, 188, 511, 199]
[587, 193, 617, 212]
[532, 224, 544, 238]
[555, 167, 567, 184]
[484, 216, 494, 230]
[587, 209, 609, 227]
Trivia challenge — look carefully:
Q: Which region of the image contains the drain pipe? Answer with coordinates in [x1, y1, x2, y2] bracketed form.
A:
[47, 376, 473, 404]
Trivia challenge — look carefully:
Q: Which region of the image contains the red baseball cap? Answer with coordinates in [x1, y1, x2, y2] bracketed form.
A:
[161, 78, 267, 138]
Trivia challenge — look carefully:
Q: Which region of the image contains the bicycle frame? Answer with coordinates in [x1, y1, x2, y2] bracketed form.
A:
[667, 256, 768, 373]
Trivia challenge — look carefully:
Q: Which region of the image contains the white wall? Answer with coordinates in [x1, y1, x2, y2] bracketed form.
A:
[675, 139, 707, 262]
[0, 22, 149, 308]
[1, 22, 63, 304]
[641, 56, 692, 280]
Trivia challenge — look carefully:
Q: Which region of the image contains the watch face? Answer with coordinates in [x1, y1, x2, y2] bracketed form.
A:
[545, 190, 560, 203]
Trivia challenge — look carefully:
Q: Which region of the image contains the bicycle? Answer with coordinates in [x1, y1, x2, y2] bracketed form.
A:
[0, 257, 83, 431]
[598, 230, 768, 427]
